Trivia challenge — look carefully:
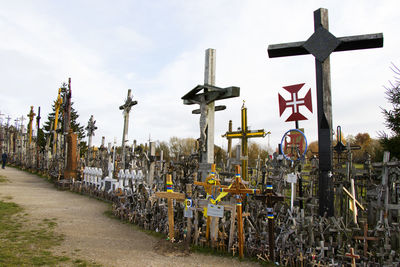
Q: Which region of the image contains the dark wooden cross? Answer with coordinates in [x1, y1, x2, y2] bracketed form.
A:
[268, 8, 383, 216]
[255, 173, 284, 262]
[222, 102, 268, 181]
[221, 165, 260, 259]
[353, 223, 378, 257]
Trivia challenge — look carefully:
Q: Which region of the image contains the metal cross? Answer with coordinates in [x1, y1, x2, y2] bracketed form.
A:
[278, 83, 312, 122]
[222, 102, 268, 181]
[268, 8, 383, 216]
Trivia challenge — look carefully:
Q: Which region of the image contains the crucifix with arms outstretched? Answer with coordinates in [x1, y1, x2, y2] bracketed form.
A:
[268, 8, 383, 216]
[182, 49, 240, 181]
[119, 89, 137, 169]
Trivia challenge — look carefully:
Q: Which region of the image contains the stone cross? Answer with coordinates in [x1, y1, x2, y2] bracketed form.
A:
[268, 8, 383, 216]
[345, 247, 360, 267]
[85, 115, 97, 165]
[27, 106, 36, 145]
[182, 49, 240, 180]
[222, 102, 268, 181]
[221, 165, 260, 258]
[353, 223, 378, 257]
[155, 174, 185, 241]
[119, 89, 137, 169]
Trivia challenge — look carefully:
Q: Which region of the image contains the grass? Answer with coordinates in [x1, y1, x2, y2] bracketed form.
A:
[0, 175, 9, 183]
[0, 199, 101, 266]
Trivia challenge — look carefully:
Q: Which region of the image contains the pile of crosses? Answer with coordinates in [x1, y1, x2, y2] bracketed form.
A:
[3, 7, 400, 266]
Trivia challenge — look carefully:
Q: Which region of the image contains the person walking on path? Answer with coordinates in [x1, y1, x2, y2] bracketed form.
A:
[2, 152, 7, 169]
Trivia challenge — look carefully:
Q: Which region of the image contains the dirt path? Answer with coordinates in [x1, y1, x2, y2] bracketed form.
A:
[0, 167, 259, 267]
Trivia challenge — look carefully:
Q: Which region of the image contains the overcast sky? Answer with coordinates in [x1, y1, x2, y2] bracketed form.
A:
[0, 1, 398, 151]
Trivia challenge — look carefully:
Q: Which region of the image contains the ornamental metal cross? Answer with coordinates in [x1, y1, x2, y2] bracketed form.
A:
[85, 115, 97, 148]
[222, 102, 268, 181]
[268, 8, 383, 216]
[119, 89, 137, 169]
[155, 174, 185, 241]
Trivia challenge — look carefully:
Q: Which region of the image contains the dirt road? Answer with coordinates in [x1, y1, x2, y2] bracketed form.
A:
[0, 167, 260, 267]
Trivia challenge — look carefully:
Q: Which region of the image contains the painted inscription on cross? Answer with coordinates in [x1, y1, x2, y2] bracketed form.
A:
[268, 8, 383, 216]
[279, 83, 312, 122]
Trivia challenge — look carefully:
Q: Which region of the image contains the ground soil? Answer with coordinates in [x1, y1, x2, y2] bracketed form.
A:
[0, 167, 260, 267]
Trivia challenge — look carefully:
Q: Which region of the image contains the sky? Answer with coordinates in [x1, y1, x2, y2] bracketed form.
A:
[0, 0, 399, 152]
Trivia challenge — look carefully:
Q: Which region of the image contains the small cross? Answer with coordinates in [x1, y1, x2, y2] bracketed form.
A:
[353, 223, 378, 257]
[315, 240, 329, 258]
[221, 165, 260, 259]
[345, 247, 360, 267]
[155, 174, 185, 241]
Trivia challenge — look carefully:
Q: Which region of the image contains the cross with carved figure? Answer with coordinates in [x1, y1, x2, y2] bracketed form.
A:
[268, 8, 383, 217]
[27, 106, 36, 145]
[222, 102, 268, 181]
[155, 174, 185, 241]
[221, 165, 260, 258]
[53, 88, 63, 155]
[345, 247, 360, 267]
[353, 223, 378, 257]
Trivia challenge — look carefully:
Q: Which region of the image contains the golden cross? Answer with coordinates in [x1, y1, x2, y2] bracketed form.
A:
[27, 106, 36, 145]
[53, 88, 63, 155]
[155, 174, 185, 241]
[222, 102, 269, 181]
[221, 165, 260, 258]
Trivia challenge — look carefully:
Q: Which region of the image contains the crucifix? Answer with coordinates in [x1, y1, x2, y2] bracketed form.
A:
[222, 102, 268, 181]
[27, 106, 36, 145]
[345, 247, 360, 267]
[182, 48, 240, 180]
[221, 165, 260, 259]
[155, 174, 185, 241]
[353, 223, 378, 257]
[268, 8, 383, 216]
[119, 89, 138, 169]
[85, 115, 97, 165]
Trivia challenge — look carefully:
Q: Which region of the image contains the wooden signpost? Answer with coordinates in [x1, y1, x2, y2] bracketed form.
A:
[155, 174, 185, 241]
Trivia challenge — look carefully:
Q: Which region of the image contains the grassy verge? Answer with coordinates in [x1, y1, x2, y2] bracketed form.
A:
[0, 199, 101, 266]
[0, 175, 9, 183]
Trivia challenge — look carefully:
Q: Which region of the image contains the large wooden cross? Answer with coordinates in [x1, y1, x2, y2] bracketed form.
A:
[155, 174, 185, 241]
[342, 178, 365, 224]
[182, 49, 240, 180]
[222, 102, 268, 181]
[27, 106, 36, 145]
[119, 89, 137, 169]
[268, 8, 383, 216]
[221, 165, 260, 258]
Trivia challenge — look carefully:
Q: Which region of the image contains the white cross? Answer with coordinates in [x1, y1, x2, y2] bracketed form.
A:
[286, 93, 304, 113]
